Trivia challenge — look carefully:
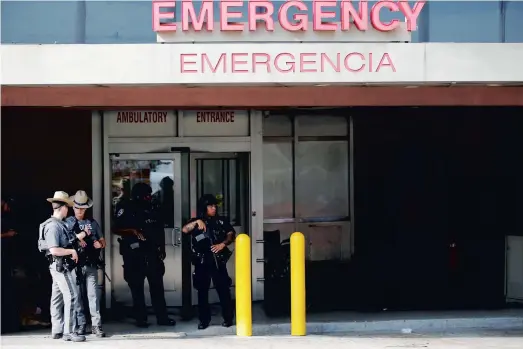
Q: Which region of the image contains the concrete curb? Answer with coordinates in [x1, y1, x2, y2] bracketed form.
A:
[187, 316, 523, 337]
[5, 316, 522, 339]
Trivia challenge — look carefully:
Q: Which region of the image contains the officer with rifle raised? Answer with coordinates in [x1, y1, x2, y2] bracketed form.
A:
[65, 190, 106, 338]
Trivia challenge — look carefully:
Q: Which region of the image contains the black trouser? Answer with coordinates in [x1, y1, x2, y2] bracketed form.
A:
[193, 255, 233, 324]
[123, 253, 168, 323]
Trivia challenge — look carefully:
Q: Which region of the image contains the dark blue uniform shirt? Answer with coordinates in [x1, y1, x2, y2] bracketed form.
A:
[114, 198, 165, 249]
[189, 216, 235, 255]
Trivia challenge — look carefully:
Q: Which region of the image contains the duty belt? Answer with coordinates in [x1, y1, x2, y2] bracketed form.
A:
[84, 259, 99, 268]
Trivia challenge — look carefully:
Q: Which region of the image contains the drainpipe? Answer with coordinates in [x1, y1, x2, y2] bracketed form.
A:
[500, 0, 506, 43]
[75, 0, 86, 43]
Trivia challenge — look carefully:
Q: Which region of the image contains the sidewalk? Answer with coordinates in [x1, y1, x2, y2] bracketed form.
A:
[2, 307, 522, 339]
[2, 329, 523, 349]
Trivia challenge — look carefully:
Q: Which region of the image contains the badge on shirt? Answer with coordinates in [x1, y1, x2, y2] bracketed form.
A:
[117, 209, 124, 217]
[195, 233, 206, 242]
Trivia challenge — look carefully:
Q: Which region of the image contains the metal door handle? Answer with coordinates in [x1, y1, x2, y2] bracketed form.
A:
[308, 224, 342, 228]
[172, 227, 181, 247]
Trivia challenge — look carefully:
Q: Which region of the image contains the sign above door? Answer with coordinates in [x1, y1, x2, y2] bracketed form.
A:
[106, 110, 177, 137]
[182, 110, 249, 137]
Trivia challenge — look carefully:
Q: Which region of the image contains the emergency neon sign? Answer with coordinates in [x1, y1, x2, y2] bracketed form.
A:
[152, 0, 426, 33]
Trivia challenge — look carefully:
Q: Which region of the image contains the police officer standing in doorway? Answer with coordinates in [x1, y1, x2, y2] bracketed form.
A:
[113, 182, 176, 328]
[38, 192, 85, 342]
[182, 194, 235, 330]
[152, 176, 175, 227]
[65, 190, 106, 338]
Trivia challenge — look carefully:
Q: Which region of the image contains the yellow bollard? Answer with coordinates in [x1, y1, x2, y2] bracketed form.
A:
[290, 232, 306, 336]
[235, 233, 252, 336]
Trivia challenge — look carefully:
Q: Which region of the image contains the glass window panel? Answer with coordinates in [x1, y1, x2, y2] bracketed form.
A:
[111, 159, 175, 227]
[263, 114, 293, 137]
[196, 159, 240, 225]
[297, 115, 348, 137]
[427, 1, 502, 43]
[295, 141, 349, 218]
[2, 1, 79, 44]
[200, 159, 224, 204]
[229, 159, 238, 225]
[505, 1, 523, 43]
[263, 143, 293, 218]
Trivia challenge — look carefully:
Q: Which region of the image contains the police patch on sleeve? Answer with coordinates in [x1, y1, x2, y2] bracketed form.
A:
[117, 208, 124, 217]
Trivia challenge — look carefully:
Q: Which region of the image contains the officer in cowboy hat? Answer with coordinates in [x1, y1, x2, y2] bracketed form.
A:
[38, 191, 85, 342]
[64, 191, 106, 338]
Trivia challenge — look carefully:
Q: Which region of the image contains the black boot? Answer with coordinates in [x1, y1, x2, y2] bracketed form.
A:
[222, 320, 233, 328]
[198, 322, 209, 330]
[157, 317, 176, 326]
[63, 333, 86, 342]
[92, 326, 106, 338]
[135, 320, 150, 328]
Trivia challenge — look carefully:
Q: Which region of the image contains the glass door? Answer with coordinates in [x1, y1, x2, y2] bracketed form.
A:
[189, 153, 250, 305]
[109, 153, 183, 307]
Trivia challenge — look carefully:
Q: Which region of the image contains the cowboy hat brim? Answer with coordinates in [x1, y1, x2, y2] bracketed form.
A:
[46, 197, 74, 207]
[70, 197, 93, 209]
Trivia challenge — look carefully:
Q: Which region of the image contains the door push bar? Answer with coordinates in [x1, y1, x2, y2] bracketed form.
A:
[171, 227, 182, 247]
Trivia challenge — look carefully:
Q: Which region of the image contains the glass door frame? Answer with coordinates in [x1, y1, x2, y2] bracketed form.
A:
[189, 153, 242, 220]
[107, 152, 184, 307]
[189, 152, 250, 305]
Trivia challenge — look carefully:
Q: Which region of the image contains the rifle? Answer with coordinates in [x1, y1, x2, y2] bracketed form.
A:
[191, 224, 232, 267]
[96, 256, 112, 283]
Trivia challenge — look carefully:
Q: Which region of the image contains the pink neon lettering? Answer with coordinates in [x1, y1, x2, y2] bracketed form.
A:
[320, 53, 341, 73]
[279, 1, 308, 31]
[344, 53, 365, 72]
[220, 0, 244, 31]
[153, 1, 425, 32]
[180, 54, 197, 73]
[376, 53, 396, 72]
[178, 52, 395, 74]
[252, 53, 271, 73]
[248, 1, 275, 31]
[202, 54, 226, 73]
[371, 1, 400, 32]
[231, 53, 249, 72]
[398, 1, 426, 31]
[182, 0, 213, 31]
[274, 53, 296, 72]
[313, 1, 337, 31]
[152, 1, 176, 32]
[340, 0, 368, 31]
[300, 53, 317, 72]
